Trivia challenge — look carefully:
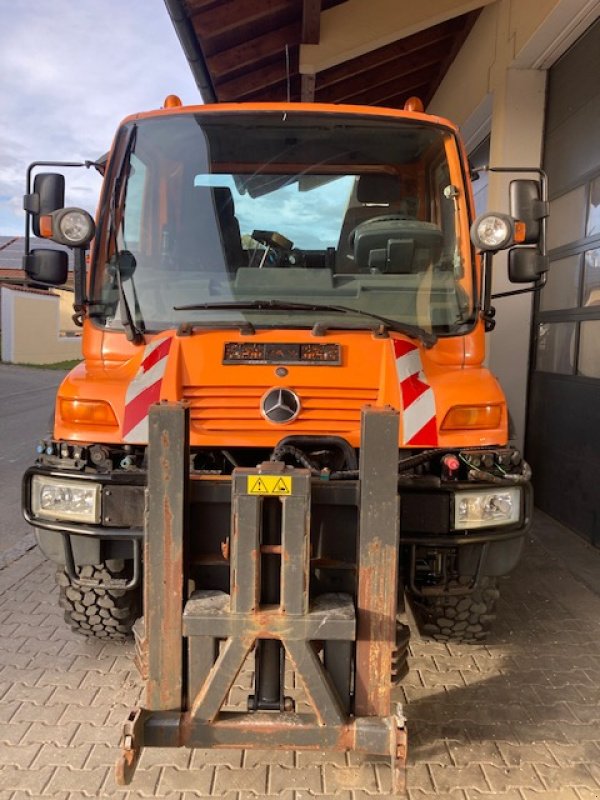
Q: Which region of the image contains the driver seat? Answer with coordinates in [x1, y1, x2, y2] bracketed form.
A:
[213, 187, 245, 271]
[336, 174, 410, 271]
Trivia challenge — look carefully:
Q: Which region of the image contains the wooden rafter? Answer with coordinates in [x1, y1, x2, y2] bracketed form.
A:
[302, 0, 321, 44]
[170, 3, 483, 111]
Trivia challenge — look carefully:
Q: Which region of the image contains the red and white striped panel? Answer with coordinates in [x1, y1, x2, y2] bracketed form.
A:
[123, 337, 173, 443]
[393, 339, 438, 447]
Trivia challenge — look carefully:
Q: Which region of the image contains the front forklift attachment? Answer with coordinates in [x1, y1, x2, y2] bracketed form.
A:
[116, 402, 407, 790]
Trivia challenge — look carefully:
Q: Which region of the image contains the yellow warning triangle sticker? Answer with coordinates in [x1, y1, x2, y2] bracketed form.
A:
[247, 475, 293, 495]
[272, 477, 291, 494]
[249, 477, 269, 493]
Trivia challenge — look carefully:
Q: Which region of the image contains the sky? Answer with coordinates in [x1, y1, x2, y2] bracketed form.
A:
[0, 0, 199, 235]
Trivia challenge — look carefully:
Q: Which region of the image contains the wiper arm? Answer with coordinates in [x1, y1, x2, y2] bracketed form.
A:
[107, 126, 144, 345]
[175, 300, 325, 313]
[318, 303, 438, 348]
[173, 300, 437, 347]
[108, 252, 145, 344]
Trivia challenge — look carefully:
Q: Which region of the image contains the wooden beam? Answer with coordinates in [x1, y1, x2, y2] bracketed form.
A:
[322, 66, 437, 106]
[316, 60, 440, 104]
[241, 76, 303, 103]
[207, 22, 301, 82]
[371, 83, 431, 108]
[216, 50, 299, 101]
[184, 0, 222, 12]
[300, 0, 496, 74]
[424, 9, 481, 105]
[316, 18, 462, 90]
[192, 1, 296, 58]
[302, 0, 321, 44]
[190, 0, 290, 34]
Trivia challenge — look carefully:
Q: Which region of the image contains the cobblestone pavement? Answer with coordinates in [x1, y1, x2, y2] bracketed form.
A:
[0, 511, 599, 800]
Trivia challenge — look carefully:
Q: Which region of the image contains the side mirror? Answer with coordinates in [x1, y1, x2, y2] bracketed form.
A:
[24, 173, 65, 237]
[508, 249, 549, 283]
[23, 248, 68, 286]
[509, 180, 548, 245]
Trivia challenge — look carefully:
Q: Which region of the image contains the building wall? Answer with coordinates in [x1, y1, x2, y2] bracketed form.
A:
[56, 289, 80, 334]
[1, 287, 81, 365]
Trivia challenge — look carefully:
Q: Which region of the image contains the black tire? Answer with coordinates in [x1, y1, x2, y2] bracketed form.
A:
[391, 617, 411, 685]
[56, 559, 141, 641]
[407, 576, 500, 643]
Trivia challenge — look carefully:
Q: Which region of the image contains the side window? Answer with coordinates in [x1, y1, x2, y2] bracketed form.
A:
[123, 154, 147, 252]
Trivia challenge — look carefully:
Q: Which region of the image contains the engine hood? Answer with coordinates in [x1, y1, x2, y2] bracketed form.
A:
[55, 328, 507, 448]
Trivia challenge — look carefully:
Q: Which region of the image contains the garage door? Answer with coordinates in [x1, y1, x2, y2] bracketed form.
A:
[526, 18, 600, 547]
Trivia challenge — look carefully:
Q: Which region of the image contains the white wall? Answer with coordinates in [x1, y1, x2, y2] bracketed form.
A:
[1, 286, 81, 365]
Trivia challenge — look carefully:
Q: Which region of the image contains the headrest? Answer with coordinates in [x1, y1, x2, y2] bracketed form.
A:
[356, 174, 402, 204]
[212, 187, 235, 217]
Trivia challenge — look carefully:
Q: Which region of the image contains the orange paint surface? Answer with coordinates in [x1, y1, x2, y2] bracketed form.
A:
[58, 102, 504, 450]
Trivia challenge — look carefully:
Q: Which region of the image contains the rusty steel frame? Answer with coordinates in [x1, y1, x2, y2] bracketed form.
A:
[116, 402, 406, 791]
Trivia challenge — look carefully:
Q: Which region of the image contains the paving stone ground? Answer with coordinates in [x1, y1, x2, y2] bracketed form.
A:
[0, 511, 599, 799]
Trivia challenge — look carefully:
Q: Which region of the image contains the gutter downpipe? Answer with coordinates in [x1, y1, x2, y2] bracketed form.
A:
[163, 0, 218, 104]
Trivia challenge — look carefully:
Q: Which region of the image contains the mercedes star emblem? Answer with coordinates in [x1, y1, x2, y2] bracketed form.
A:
[261, 387, 301, 424]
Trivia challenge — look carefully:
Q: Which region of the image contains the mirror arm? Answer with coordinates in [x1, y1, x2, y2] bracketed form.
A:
[492, 271, 548, 300]
[73, 248, 88, 326]
[481, 251, 496, 332]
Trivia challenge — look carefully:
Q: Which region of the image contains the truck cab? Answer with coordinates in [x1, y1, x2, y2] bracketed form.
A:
[22, 100, 544, 647]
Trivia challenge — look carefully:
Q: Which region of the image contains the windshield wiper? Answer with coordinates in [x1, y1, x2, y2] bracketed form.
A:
[105, 125, 144, 344]
[173, 300, 437, 347]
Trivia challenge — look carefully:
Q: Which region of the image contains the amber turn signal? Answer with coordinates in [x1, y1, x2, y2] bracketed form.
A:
[514, 220, 527, 243]
[59, 399, 118, 427]
[441, 404, 503, 431]
[39, 215, 53, 238]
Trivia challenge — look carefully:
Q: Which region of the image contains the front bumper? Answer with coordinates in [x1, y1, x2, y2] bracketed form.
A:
[23, 464, 532, 551]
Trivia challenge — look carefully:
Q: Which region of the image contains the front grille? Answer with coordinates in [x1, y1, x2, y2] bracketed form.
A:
[182, 385, 378, 435]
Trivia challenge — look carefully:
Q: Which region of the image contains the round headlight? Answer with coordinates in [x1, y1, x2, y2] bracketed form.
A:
[471, 213, 514, 251]
[51, 207, 95, 247]
[59, 211, 92, 243]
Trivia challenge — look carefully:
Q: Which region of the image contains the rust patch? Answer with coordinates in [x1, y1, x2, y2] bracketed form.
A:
[221, 538, 230, 561]
[355, 538, 396, 717]
[179, 711, 357, 751]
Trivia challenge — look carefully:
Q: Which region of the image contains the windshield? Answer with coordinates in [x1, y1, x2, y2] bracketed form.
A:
[91, 111, 475, 335]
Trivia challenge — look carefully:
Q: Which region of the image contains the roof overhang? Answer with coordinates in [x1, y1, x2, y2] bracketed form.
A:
[164, 0, 490, 108]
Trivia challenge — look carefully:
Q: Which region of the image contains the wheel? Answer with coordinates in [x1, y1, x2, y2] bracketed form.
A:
[391, 617, 411, 685]
[407, 576, 500, 643]
[56, 559, 141, 641]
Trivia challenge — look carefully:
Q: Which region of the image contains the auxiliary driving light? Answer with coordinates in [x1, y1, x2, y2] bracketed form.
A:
[31, 475, 101, 524]
[470, 213, 515, 251]
[42, 207, 96, 248]
[453, 487, 520, 530]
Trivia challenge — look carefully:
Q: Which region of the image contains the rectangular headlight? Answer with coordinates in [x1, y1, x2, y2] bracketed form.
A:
[453, 487, 520, 530]
[31, 475, 101, 524]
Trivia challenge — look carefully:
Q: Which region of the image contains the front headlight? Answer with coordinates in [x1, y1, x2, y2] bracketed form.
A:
[31, 475, 101, 524]
[453, 487, 520, 530]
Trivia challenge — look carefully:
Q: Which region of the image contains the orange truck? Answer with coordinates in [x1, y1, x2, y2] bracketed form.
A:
[21, 98, 548, 780]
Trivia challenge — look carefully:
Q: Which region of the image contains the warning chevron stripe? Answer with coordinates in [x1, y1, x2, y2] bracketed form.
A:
[123, 337, 172, 443]
[393, 339, 438, 447]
